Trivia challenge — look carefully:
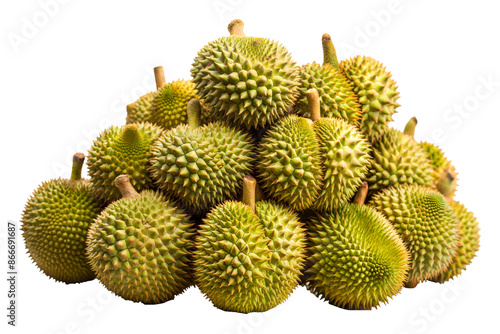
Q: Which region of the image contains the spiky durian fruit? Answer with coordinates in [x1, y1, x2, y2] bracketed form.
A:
[257, 115, 323, 211]
[191, 19, 299, 129]
[257, 89, 370, 211]
[150, 99, 254, 212]
[194, 176, 306, 313]
[403, 117, 459, 198]
[21, 153, 104, 283]
[431, 200, 480, 283]
[126, 92, 156, 124]
[87, 122, 164, 203]
[295, 61, 361, 124]
[306, 183, 410, 309]
[421, 142, 458, 198]
[151, 79, 199, 130]
[332, 35, 400, 141]
[86, 175, 194, 304]
[312, 116, 371, 212]
[365, 120, 434, 196]
[369, 185, 460, 287]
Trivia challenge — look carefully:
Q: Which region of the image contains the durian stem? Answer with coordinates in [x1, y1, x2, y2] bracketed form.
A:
[403, 117, 418, 139]
[322, 33, 339, 69]
[306, 88, 321, 122]
[405, 280, 418, 289]
[242, 175, 256, 212]
[70, 153, 85, 181]
[353, 181, 369, 205]
[115, 175, 140, 199]
[228, 19, 246, 37]
[187, 99, 202, 129]
[154, 66, 166, 90]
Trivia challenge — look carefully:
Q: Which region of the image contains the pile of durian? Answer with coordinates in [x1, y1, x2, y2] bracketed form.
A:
[21, 19, 480, 313]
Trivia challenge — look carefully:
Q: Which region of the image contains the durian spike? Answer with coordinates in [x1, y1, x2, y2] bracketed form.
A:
[352, 181, 369, 205]
[154, 66, 166, 90]
[306, 88, 321, 122]
[115, 175, 140, 199]
[228, 19, 245, 37]
[71, 153, 85, 181]
[322, 33, 339, 69]
[187, 99, 202, 129]
[126, 103, 135, 118]
[242, 175, 256, 212]
[403, 117, 418, 139]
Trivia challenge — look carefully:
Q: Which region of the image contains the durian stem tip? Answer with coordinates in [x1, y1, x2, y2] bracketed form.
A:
[187, 99, 202, 129]
[242, 175, 256, 212]
[154, 66, 166, 90]
[322, 33, 339, 68]
[228, 19, 246, 37]
[353, 181, 369, 205]
[403, 117, 418, 139]
[70, 153, 85, 181]
[306, 88, 321, 122]
[115, 175, 140, 199]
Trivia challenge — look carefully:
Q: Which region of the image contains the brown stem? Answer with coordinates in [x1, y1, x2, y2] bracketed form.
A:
[306, 88, 321, 122]
[187, 99, 202, 129]
[154, 66, 166, 90]
[228, 19, 246, 37]
[353, 181, 368, 205]
[242, 175, 256, 212]
[71, 153, 85, 181]
[322, 33, 339, 69]
[403, 117, 418, 140]
[115, 175, 140, 199]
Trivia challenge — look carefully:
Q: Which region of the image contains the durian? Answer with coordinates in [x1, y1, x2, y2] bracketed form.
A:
[257, 89, 371, 211]
[403, 117, 459, 198]
[126, 91, 156, 125]
[335, 38, 400, 141]
[365, 118, 434, 196]
[151, 79, 199, 130]
[306, 183, 410, 309]
[150, 99, 254, 212]
[191, 19, 300, 129]
[194, 175, 306, 313]
[294, 34, 361, 124]
[86, 175, 194, 304]
[431, 199, 480, 283]
[87, 122, 164, 203]
[369, 185, 460, 287]
[21, 153, 104, 283]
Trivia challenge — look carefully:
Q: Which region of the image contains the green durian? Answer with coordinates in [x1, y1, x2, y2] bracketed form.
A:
[194, 176, 307, 313]
[151, 79, 199, 130]
[126, 91, 156, 124]
[87, 122, 164, 203]
[369, 185, 460, 287]
[306, 183, 410, 309]
[431, 199, 480, 283]
[257, 89, 371, 211]
[403, 117, 459, 198]
[150, 99, 254, 212]
[294, 34, 361, 124]
[365, 118, 434, 196]
[421, 142, 458, 198]
[21, 153, 104, 283]
[191, 19, 300, 129]
[86, 175, 194, 304]
[332, 37, 400, 141]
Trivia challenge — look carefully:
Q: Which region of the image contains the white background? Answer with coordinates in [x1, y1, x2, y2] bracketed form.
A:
[2, 0, 499, 333]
